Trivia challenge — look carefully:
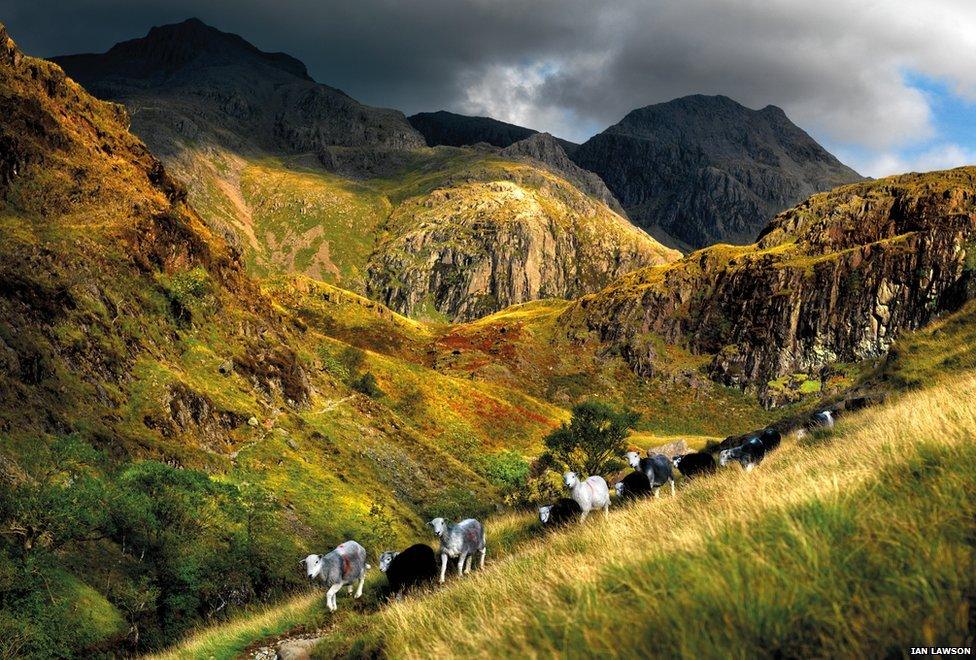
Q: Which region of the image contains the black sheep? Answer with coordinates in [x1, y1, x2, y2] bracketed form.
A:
[672, 452, 717, 479]
[760, 427, 782, 451]
[614, 471, 653, 500]
[719, 435, 767, 471]
[378, 543, 438, 595]
[539, 498, 583, 526]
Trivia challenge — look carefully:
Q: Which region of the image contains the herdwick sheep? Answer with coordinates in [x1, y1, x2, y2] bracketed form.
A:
[672, 452, 717, 479]
[563, 471, 611, 522]
[378, 543, 438, 596]
[626, 451, 675, 497]
[539, 498, 583, 527]
[428, 518, 486, 583]
[760, 428, 782, 452]
[614, 471, 653, 500]
[300, 540, 369, 612]
[719, 436, 766, 472]
[812, 410, 835, 429]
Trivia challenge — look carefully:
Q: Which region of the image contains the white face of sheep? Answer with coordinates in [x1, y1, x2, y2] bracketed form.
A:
[672, 455, 683, 469]
[626, 451, 640, 469]
[428, 517, 448, 536]
[300, 554, 322, 580]
[563, 471, 579, 489]
[614, 482, 625, 497]
[538, 505, 552, 523]
[718, 449, 732, 467]
[378, 551, 398, 573]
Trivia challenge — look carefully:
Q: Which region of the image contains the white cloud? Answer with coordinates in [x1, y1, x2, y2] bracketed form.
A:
[851, 144, 976, 179]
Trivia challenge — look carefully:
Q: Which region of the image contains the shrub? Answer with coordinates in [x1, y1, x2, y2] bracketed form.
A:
[351, 372, 384, 398]
[541, 401, 639, 478]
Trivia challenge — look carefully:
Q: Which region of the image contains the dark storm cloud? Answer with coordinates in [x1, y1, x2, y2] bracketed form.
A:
[5, 0, 976, 164]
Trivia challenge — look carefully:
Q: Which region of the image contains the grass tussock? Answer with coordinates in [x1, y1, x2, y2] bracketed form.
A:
[358, 375, 976, 658]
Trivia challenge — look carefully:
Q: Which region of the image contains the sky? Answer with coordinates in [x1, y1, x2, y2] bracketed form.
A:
[5, 0, 976, 178]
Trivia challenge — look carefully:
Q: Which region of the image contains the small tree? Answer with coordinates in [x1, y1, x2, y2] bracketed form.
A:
[542, 401, 638, 478]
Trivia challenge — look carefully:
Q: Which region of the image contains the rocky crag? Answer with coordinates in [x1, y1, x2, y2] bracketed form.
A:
[571, 94, 864, 251]
[365, 160, 679, 322]
[563, 168, 976, 404]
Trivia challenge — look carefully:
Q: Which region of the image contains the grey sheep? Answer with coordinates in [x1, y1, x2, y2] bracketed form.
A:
[428, 517, 486, 583]
[300, 540, 369, 612]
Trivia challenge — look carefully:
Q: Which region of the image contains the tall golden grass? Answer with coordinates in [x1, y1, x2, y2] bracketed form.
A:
[366, 375, 976, 658]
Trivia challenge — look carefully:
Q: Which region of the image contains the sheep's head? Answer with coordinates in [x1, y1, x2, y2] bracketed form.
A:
[538, 505, 552, 524]
[427, 517, 448, 536]
[378, 551, 398, 572]
[563, 471, 578, 488]
[614, 482, 625, 497]
[300, 554, 322, 580]
[672, 455, 684, 469]
[625, 451, 640, 469]
[718, 449, 733, 467]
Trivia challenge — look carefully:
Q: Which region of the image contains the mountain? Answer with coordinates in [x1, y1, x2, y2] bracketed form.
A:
[54, 18, 425, 164]
[571, 95, 864, 251]
[54, 20, 676, 321]
[562, 167, 976, 405]
[408, 110, 579, 153]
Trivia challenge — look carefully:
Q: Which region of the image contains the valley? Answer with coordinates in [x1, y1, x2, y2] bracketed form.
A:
[0, 14, 973, 659]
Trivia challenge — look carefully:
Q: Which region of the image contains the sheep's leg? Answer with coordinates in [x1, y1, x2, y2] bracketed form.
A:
[326, 584, 342, 612]
[670, 479, 676, 497]
[654, 487, 660, 499]
[580, 510, 589, 524]
[745, 463, 755, 473]
[347, 583, 354, 595]
[439, 553, 448, 583]
[464, 555, 473, 574]
[458, 553, 468, 576]
[603, 502, 609, 519]
[479, 548, 486, 569]
[355, 574, 365, 598]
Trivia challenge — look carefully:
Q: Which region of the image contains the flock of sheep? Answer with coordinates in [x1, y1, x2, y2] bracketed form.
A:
[300, 410, 835, 610]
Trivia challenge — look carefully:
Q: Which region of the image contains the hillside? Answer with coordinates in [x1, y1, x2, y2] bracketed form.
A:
[561, 168, 976, 405]
[0, 25, 575, 655]
[151, 298, 976, 658]
[55, 20, 675, 321]
[408, 109, 579, 154]
[572, 95, 864, 250]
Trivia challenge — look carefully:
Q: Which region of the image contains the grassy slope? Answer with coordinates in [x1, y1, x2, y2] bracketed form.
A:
[151, 300, 976, 658]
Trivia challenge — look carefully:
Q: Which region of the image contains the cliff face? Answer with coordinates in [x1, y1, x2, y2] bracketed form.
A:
[366, 165, 680, 322]
[562, 169, 976, 403]
[571, 95, 864, 251]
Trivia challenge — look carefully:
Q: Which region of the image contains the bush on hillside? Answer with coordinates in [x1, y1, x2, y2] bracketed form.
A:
[541, 401, 638, 478]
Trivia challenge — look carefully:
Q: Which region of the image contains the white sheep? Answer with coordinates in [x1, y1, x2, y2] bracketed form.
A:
[428, 518, 486, 583]
[563, 471, 610, 522]
[300, 540, 369, 612]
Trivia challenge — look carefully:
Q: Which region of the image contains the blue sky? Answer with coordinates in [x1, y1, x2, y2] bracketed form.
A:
[827, 74, 976, 177]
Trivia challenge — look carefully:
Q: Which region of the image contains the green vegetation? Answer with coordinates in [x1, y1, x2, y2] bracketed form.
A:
[540, 401, 638, 477]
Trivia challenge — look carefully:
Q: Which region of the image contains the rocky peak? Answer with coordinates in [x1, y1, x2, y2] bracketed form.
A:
[571, 94, 864, 251]
[57, 18, 311, 84]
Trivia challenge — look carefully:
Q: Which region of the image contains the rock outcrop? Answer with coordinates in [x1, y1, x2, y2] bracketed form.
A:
[501, 133, 625, 215]
[366, 168, 680, 322]
[571, 95, 864, 251]
[562, 168, 976, 402]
